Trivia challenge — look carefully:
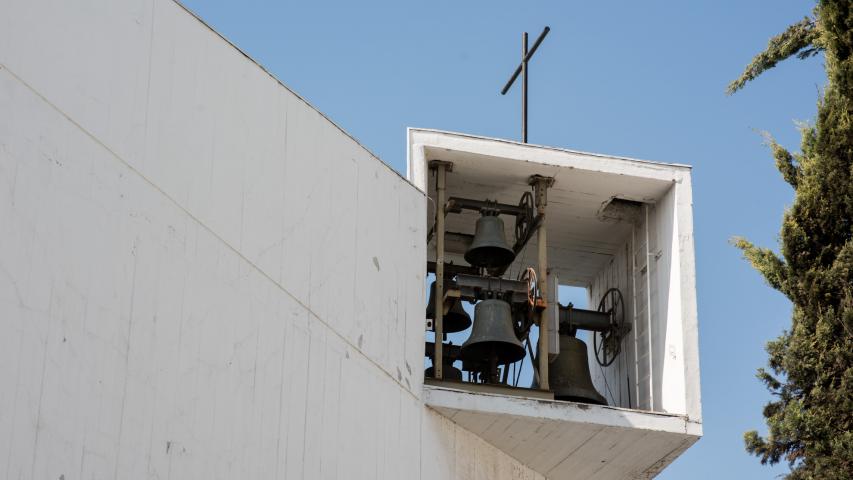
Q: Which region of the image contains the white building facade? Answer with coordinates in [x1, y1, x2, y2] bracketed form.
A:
[0, 1, 700, 479]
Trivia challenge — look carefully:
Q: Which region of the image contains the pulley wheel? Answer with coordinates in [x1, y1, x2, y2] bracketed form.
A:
[594, 288, 625, 367]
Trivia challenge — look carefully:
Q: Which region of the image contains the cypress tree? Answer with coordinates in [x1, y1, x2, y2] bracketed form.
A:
[728, 2, 853, 478]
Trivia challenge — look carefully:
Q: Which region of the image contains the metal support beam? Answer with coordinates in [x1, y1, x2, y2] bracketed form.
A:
[446, 197, 528, 217]
[454, 274, 529, 303]
[426, 261, 479, 277]
[522, 32, 528, 143]
[558, 305, 612, 332]
[424, 341, 462, 361]
[430, 160, 452, 380]
[530, 175, 554, 390]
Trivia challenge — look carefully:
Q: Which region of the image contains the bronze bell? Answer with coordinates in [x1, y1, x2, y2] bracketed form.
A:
[425, 361, 463, 381]
[425, 281, 472, 333]
[464, 214, 516, 269]
[461, 299, 525, 365]
[548, 335, 607, 405]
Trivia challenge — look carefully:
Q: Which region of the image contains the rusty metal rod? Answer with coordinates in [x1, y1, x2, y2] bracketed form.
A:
[522, 32, 528, 143]
[533, 177, 551, 391]
[446, 197, 528, 216]
[435, 164, 447, 380]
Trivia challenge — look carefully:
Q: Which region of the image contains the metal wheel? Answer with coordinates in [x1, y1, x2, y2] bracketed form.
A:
[518, 267, 538, 308]
[515, 191, 534, 243]
[512, 267, 539, 337]
[594, 288, 625, 367]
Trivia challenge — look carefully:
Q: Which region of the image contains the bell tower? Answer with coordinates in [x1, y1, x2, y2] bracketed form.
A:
[409, 128, 702, 478]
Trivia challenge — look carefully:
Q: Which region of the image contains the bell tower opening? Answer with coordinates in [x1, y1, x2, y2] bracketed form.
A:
[409, 128, 701, 477]
[410, 128, 699, 419]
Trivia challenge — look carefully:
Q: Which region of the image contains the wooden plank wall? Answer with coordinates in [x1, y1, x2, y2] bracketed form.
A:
[588, 204, 660, 412]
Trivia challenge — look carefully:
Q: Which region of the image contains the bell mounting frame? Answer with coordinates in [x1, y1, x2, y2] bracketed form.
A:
[514, 191, 535, 244]
[593, 288, 627, 367]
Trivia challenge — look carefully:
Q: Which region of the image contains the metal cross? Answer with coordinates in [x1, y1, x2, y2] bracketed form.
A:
[501, 26, 550, 143]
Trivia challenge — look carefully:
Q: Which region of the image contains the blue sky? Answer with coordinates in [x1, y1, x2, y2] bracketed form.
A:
[179, 1, 825, 477]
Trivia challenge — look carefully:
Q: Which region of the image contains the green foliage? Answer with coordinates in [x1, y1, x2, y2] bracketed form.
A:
[730, 1, 853, 478]
[727, 17, 823, 95]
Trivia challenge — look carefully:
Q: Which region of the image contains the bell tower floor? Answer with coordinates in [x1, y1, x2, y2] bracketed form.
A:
[424, 383, 699, 479]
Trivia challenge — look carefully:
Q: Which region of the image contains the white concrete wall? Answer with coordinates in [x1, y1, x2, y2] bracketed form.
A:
[589, 181, 701, 425]
[0, 0, 545, 478]
[654, 185, 687, 416]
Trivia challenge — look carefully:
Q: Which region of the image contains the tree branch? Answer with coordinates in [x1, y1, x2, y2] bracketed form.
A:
[727, 17, 822, 94]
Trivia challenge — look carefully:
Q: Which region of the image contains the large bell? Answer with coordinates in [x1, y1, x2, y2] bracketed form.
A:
[464, 214, 516, 269]
[461, 299, 525, 366]
[548, 335, 607, 405]
[426, 281, 472, 333]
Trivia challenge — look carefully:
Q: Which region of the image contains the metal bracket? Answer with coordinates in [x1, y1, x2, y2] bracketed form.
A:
[528, 175, 555, 187]
[454, 274, 529, 303]
[445, 197, 528, 216]
[428, 160, 454, 172]
[529, 175, 555, 208]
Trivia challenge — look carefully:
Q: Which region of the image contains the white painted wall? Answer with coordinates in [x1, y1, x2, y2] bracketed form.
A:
[589, 182, 701, 423]
[0, 1, 546, 479]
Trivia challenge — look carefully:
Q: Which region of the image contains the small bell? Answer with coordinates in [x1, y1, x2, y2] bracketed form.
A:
[425, 281, 472, 333]
[464, 213, 516, 269]
[425, 361, 463, 382]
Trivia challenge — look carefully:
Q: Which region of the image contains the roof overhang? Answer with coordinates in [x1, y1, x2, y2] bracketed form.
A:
[407, 129, 691, 286]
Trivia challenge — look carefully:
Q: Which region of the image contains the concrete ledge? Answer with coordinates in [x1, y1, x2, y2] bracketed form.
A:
[424, 384, 700, 480]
